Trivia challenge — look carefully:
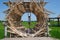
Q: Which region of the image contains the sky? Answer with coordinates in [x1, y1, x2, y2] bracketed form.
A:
[0, 0, 60, 21]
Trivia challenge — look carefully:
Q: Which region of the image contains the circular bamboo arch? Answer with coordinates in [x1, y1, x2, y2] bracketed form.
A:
[6, 2, 48, 37]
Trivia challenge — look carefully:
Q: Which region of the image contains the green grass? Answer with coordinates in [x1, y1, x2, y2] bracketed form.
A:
[49, 27, 60, 39]
[0, 21, 60, 39]
[22, 21, 36, 29]
[0, 21, 4, 39]
[49, 21, 58, 25]
[49, 20, 60, 27]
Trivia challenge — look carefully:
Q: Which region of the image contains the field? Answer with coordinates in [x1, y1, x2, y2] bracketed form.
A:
[0, 21, 4, 39]
[49, 21, 60, 39]
[0, 21, 60, 39]
[49, 27, 60, 39]
[21, 21, 36, 28]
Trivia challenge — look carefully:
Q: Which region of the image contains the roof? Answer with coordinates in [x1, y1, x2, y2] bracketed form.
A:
[57, 14, 60, 18]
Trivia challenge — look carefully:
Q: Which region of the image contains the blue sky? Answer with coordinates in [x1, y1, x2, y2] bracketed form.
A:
[0, 0, 60, 21]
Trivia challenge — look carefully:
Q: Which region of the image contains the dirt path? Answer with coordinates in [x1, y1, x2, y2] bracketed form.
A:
[2, 37, 59, 40]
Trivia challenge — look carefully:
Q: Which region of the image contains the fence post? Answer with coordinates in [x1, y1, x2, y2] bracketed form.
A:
[4, 26, 7, 37]
[3, 22, 7, 37]
[58, 18, 59, 26]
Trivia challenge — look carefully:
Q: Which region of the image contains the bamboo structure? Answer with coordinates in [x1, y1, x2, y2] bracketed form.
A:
[3, 0, 52, 37]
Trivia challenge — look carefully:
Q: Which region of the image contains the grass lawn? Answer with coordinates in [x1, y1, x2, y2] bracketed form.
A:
[21, 21, 36, 28]
[0, 21, 60, 39]
[0, 21, 4, 39]
[49, 27, 60, 39]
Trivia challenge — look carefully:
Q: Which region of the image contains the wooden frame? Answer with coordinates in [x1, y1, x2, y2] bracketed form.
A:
[4, 0, 51, 37]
